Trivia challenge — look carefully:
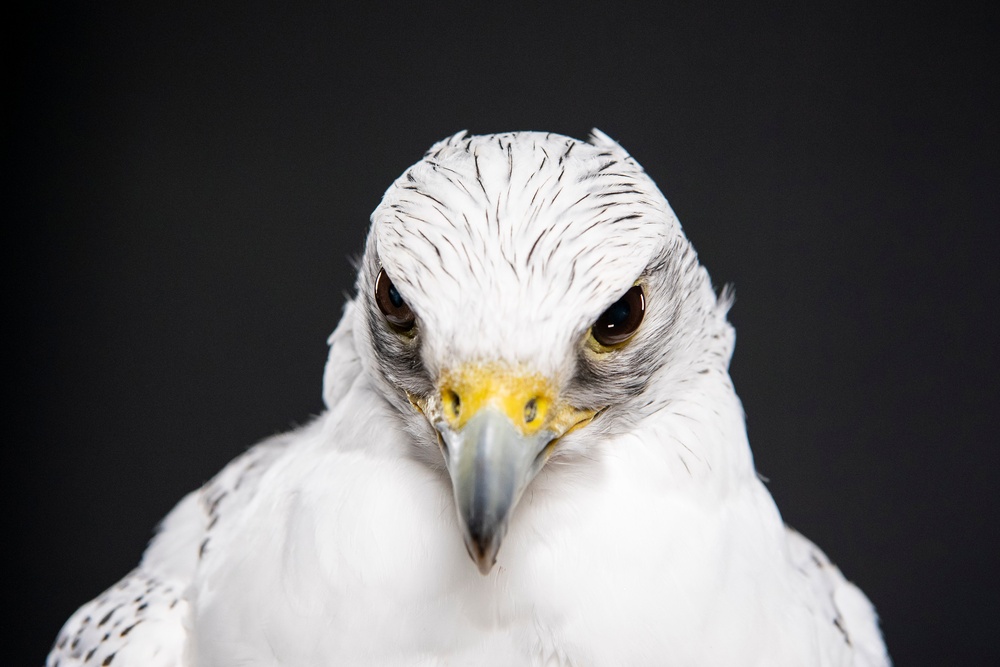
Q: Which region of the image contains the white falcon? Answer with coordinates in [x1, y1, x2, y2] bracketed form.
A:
[48, 130, 890, 666]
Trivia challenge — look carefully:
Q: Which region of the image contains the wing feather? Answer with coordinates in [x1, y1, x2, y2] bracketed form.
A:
[785, 527, 891, 667]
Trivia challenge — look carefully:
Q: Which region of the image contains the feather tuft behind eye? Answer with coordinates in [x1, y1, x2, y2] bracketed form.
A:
[375, 268, 416, 331]
[591, 285, 645, 347]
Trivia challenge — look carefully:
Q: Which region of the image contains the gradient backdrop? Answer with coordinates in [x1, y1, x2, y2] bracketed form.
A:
[11, 3, 998, 665]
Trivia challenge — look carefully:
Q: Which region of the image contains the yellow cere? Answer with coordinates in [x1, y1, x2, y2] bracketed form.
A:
[438, 363, 593, 437]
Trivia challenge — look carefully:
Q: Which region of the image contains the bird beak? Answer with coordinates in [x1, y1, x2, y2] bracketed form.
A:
[437, 409, 553, 574]
[423, 364, 596, 574]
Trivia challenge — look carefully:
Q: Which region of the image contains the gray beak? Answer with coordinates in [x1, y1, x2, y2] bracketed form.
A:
[438, 409, 555, 574]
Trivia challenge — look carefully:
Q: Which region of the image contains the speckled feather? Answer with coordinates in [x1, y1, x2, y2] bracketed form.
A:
[48, 130, 889, 666]
[49, 433, 292, 667]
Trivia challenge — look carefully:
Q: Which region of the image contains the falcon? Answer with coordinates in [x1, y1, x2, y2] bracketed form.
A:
[48, 130, 890, 666]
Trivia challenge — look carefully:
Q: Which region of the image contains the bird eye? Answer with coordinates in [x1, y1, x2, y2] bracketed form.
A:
[590, 285, 645, 348]
[375, 268, 416, 331]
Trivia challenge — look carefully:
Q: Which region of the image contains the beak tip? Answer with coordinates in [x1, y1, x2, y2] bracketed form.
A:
[464, 534, 500, 576]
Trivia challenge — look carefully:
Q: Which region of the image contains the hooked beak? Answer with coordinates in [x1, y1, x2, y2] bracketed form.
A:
[421, 364, 595, 574]
[438, 409, 554, 573]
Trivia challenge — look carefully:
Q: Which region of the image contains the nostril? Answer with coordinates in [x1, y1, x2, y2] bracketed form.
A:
[443, 389, 461, 418]
[524, 397, 538, 424]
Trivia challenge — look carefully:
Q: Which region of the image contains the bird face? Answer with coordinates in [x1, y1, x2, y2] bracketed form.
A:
[355, 131, 715, 573]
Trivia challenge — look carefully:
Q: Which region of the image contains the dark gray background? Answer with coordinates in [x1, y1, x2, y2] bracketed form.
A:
[11, 3, 997, 665]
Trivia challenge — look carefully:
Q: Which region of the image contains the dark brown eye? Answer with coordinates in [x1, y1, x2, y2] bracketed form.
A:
[591, 285, 645, 347]
[375, 268, 416, 331]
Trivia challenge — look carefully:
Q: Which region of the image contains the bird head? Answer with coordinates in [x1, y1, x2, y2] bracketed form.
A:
[345, 130, 731, 574]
